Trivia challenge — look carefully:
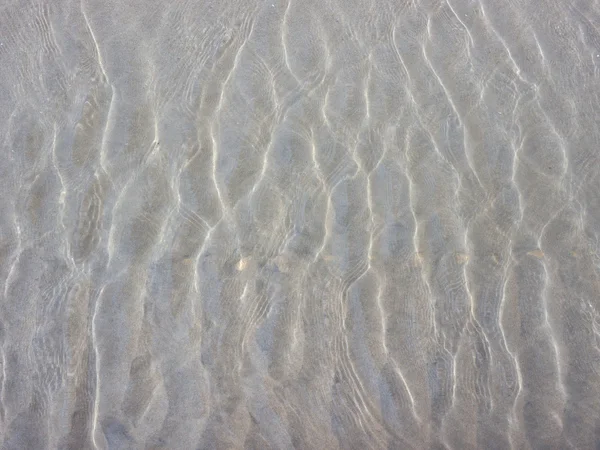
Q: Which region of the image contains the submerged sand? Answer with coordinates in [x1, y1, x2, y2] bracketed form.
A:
[1, 0, 600, 448]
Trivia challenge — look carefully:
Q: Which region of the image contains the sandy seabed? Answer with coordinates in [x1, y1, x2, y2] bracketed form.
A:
[1, 0, 600, 448]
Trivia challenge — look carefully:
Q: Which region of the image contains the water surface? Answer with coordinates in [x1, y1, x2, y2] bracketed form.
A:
[1, 0, 600, 448]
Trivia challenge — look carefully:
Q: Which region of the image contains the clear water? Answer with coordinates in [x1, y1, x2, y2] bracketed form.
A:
[1, 0, 600, 448]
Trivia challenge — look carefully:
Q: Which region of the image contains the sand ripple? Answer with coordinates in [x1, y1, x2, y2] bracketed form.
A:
[0, 0, 600, 448]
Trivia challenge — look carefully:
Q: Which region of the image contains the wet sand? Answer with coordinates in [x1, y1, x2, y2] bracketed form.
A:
[1, 0, 600, 448]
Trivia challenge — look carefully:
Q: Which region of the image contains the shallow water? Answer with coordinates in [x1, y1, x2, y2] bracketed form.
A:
[1, 0, 600, 448]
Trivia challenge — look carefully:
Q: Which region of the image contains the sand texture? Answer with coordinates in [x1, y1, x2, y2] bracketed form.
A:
[1, 0, 600, 448]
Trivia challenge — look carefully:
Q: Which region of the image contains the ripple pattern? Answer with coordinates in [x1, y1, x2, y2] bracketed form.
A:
[1, 0, 600, 448]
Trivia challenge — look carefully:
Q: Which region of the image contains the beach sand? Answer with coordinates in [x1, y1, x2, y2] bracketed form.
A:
[1, 0, 600, 448]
